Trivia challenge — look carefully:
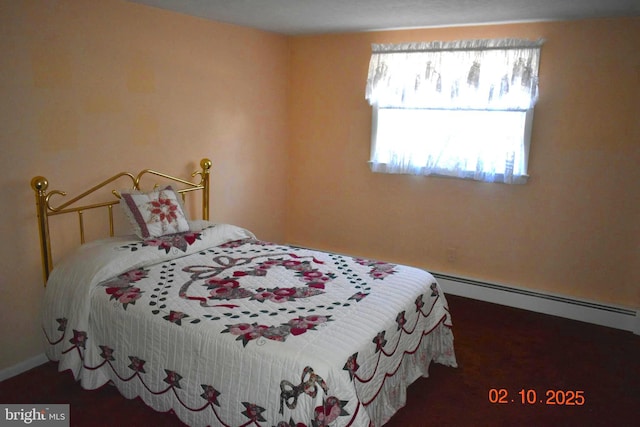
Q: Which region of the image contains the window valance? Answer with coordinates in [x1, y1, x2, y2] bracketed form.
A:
[365, 38, 544, 111]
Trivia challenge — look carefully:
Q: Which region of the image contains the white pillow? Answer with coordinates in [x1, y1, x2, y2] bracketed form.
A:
[120, 186, 190, 239]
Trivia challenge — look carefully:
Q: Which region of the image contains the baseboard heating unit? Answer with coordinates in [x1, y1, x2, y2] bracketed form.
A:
[432, 272, 639, 335]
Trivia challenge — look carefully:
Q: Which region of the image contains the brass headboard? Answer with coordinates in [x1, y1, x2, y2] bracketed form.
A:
[31, 158, 212, 285]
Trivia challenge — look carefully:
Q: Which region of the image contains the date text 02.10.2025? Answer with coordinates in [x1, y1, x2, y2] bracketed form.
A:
[488, 388, 586, 405]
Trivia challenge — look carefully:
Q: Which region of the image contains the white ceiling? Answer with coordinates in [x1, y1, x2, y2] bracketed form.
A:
[127, 0, 640, 35]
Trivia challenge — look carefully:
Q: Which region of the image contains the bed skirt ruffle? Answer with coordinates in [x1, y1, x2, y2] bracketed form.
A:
[365, 322, 457, 426]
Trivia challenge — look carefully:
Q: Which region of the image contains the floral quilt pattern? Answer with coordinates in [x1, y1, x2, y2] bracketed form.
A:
[105, 238, 400, 346]
[42, 225, 456, 427]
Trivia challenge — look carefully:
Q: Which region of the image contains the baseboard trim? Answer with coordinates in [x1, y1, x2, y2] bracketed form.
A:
[433, 272, 639, 335]
[0, 353, 49, 383]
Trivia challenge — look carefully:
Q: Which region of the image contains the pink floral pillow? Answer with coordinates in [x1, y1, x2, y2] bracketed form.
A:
[120, 186, 190, 239]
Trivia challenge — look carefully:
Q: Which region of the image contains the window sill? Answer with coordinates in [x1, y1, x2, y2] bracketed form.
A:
[368, 162, 529, 184]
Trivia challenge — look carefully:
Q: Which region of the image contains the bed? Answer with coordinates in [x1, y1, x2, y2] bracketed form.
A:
[32, 158, 457, 427]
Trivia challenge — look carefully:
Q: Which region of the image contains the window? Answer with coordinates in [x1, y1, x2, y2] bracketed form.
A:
[365, 39, 543, 184]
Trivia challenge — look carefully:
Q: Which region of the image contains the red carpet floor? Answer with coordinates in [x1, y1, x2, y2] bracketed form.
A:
[1, 295, 638, 426]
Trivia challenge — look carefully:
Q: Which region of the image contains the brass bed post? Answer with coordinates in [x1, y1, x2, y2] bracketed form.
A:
[200, 158, 212, 221]
[31, 176, 52, 285]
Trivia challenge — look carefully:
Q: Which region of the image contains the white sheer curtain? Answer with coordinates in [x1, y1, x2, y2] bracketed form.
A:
[365, 38, 543, 183]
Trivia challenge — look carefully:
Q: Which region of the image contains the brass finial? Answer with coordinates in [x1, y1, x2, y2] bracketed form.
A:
[31, 176, 49, 192]
[200, 158, 212, 171]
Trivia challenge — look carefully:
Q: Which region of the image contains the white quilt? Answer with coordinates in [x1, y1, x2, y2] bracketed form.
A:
[42, 222, 457, 426]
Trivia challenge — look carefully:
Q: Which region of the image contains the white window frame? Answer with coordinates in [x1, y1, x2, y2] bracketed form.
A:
[365, 38, 543, 184]
[369, 106, 535, 184]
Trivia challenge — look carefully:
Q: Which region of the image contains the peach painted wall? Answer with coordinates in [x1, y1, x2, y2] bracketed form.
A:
[287, 18, 639, 308]
[0, 0, 289, 371]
